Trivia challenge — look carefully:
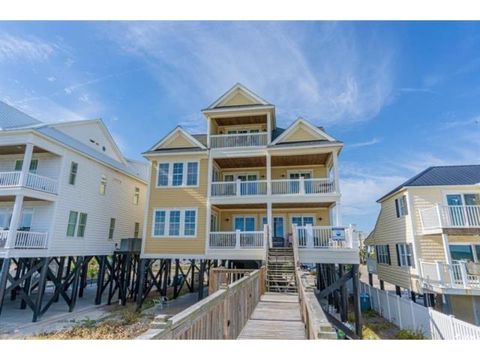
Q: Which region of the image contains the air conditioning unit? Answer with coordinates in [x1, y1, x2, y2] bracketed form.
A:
[118, 238, 142, 253]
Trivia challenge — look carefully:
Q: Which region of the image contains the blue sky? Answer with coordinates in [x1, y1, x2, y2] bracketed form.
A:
[0, 21, 479, 232]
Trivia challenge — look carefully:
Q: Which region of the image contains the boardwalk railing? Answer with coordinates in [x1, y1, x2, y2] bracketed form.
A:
[420, 260, 480, 290]
[0, 230, 48, 249]
[420, 204, 480, 232]
[0, 171, 57, 194]
[142, 267, 266, 340]
[360, 282, 480, 339]
[210, 132, 268, 148]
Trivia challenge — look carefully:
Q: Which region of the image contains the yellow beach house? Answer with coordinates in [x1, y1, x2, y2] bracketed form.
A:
[367, 165, 480, 325]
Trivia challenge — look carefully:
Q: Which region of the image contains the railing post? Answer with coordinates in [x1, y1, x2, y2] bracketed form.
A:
[6, 195, 24, 249]
[306, 224, 313, 248]
[459, 261, 469, 288]
[235, 230, 241, 249]
[434, 260, 444, 287]
[299, 177, 305, 195]
[436, 204, 443, 228]
[236, 179, 241, 197]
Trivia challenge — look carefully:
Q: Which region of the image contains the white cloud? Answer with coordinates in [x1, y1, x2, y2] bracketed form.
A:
[47, 76, 56, 82]
[346, 137, 382, 149]
[0, 33, 55, 63]
[106, 22, 394, 127]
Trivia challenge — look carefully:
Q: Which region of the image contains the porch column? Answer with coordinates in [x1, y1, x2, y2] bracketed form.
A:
[6, 195, 24, 248]
[441, 233, 452, 265]
[335, 202, 342, 226]
[205, 155, 213, 250]
[19, 143, 34, 187]
[266, 112, 271, 143]
[266, 152, 271, 196]
[206, 116, 211, 148]
[332, 151, 340, 193]
[267, 201, 273, 247]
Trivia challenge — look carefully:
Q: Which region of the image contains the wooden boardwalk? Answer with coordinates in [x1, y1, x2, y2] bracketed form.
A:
[237, 292, 306, 340]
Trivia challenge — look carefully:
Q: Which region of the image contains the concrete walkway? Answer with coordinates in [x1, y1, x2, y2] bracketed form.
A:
[237, 292, 306, 340]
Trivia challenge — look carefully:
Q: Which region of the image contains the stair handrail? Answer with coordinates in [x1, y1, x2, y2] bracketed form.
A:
[291, 224, 300, 268]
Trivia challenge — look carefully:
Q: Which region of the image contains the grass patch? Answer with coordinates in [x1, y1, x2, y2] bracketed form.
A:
[395, 329, 425, 340]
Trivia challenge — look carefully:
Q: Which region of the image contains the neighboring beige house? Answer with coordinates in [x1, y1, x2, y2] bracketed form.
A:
[141, 84, 359, 266]
[367, 165, 480, 325]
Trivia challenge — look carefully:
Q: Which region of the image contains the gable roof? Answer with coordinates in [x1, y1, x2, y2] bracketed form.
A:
[147, 126, 207, 153]
[270, 117, 336, 145]
[49, 119, 127, 165]
[205, 83, 271, 110]
[378, 165, 480, 202]
[0, 101, 42, 130]
[0, 101, 147, 182]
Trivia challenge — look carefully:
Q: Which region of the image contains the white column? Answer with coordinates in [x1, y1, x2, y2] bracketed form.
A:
[205, 155, 213, 251]
[266, 152, 271, 196]
[332, 151, 340, 193]
[206, 116, 211, 148]
[266, 112, 271, 144]
[335, 202, 342, 226]
[442, 233, 452, 265]
[19, 143, 33, 187]
[267, 201, 273, 247]
[6, 195, 24, 248]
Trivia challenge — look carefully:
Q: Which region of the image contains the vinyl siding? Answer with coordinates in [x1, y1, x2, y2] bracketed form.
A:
[417, 235, 446, 262]
[450, 295, 477, 325]
[49, 149, 147, 256]
[372, 190, 418, 290]
[143, 156, 208, 256]
[218, 165, 327, 180]
[279, 125, 320, 143]
[219, 92, 257, 107]
[163, 132, 199, 149]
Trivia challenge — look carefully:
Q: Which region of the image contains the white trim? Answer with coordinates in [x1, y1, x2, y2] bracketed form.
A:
[261, 214, 286, 235]
[222, 171, 260, 181]
[441, 190, 480, 205]
[206, 83, 270, 109]
[149, 127, 206, 151]
[270, 117, 336, 145]
[289, 213, 316, 227]
[151, 208, 198, 238]
[286, 169, 314, 178]
[155, 160, 200, 188]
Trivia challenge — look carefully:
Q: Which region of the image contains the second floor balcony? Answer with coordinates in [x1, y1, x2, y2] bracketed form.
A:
[0, 171, 58, 194]
[420, 260, 480, 294]
[210, 177, 336, 199]
[420, 204, 480, 234]
[0, 230, 49, 250]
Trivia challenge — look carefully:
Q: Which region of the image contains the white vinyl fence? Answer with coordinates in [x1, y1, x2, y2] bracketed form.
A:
[360, 282, 480, 340]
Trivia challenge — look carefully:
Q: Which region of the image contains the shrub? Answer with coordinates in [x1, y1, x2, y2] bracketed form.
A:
[395, 329, 425, 340]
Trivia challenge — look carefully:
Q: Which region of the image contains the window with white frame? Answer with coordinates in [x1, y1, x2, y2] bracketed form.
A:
[152, 208, 197, 237]
[396, 243, 414, 267]
[133, 187, 140, 205]
[108, 218, 116, 239]
[15, 159, 38, 173]
[395, 195, 408, 217]
[99, 175, 107, 195]
[156, 161, 199, 187]
[376, 245, 391, 265]
[66, 211, 78, 237]
[69, 162, 78, 185]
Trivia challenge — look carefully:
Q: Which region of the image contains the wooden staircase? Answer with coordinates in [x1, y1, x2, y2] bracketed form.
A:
[266, 247, 298, 293]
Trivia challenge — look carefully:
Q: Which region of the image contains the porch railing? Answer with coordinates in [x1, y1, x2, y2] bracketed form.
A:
[0, 230, 48, 249]
[420, 260, 480, 290]
[420, 205, 480, 232]
[292, 225, 357, 249]
[210, 132, 268, 148]
[211, 180, 267, 197]
[0, 171, 58, 194]
[271, 177, 335, 195]
[210, 178, 335, 197]
[209, 227, 267, 249]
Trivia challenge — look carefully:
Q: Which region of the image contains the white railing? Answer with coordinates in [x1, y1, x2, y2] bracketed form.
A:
[211, 178, 335, 197]
[26, 173, 58, 194]
[0, 171, 57, 194]
[361, 281, 480, 340]
[271, 178, 335, 195]
[420, 260, 480, 290]
[421, 205, 480, 232]
[210, 132, 268, 148]
[293, 224, 357, 249]
[211, 179, 267, 197]
[0, 230, 48, 249]
[209, 228, 266, 249]
[0, 171, 21, 187]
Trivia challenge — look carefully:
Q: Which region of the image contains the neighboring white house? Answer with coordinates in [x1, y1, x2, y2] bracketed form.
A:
[0, 101, 148, 259]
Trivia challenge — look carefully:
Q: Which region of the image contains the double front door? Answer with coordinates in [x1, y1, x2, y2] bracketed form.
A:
[224, 173, 259, 195]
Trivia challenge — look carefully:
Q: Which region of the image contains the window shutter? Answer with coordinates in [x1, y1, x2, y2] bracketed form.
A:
[395, 199, 400, 218]
[408, 244, 414, 268]
[375, 246, 380, 263]
[396, 244, 401, 266]
[387, 245, 392, 265]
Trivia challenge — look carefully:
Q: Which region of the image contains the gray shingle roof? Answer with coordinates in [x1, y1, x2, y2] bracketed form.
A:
[0, 101, 42, 130]
[378, 165, 480, 202]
